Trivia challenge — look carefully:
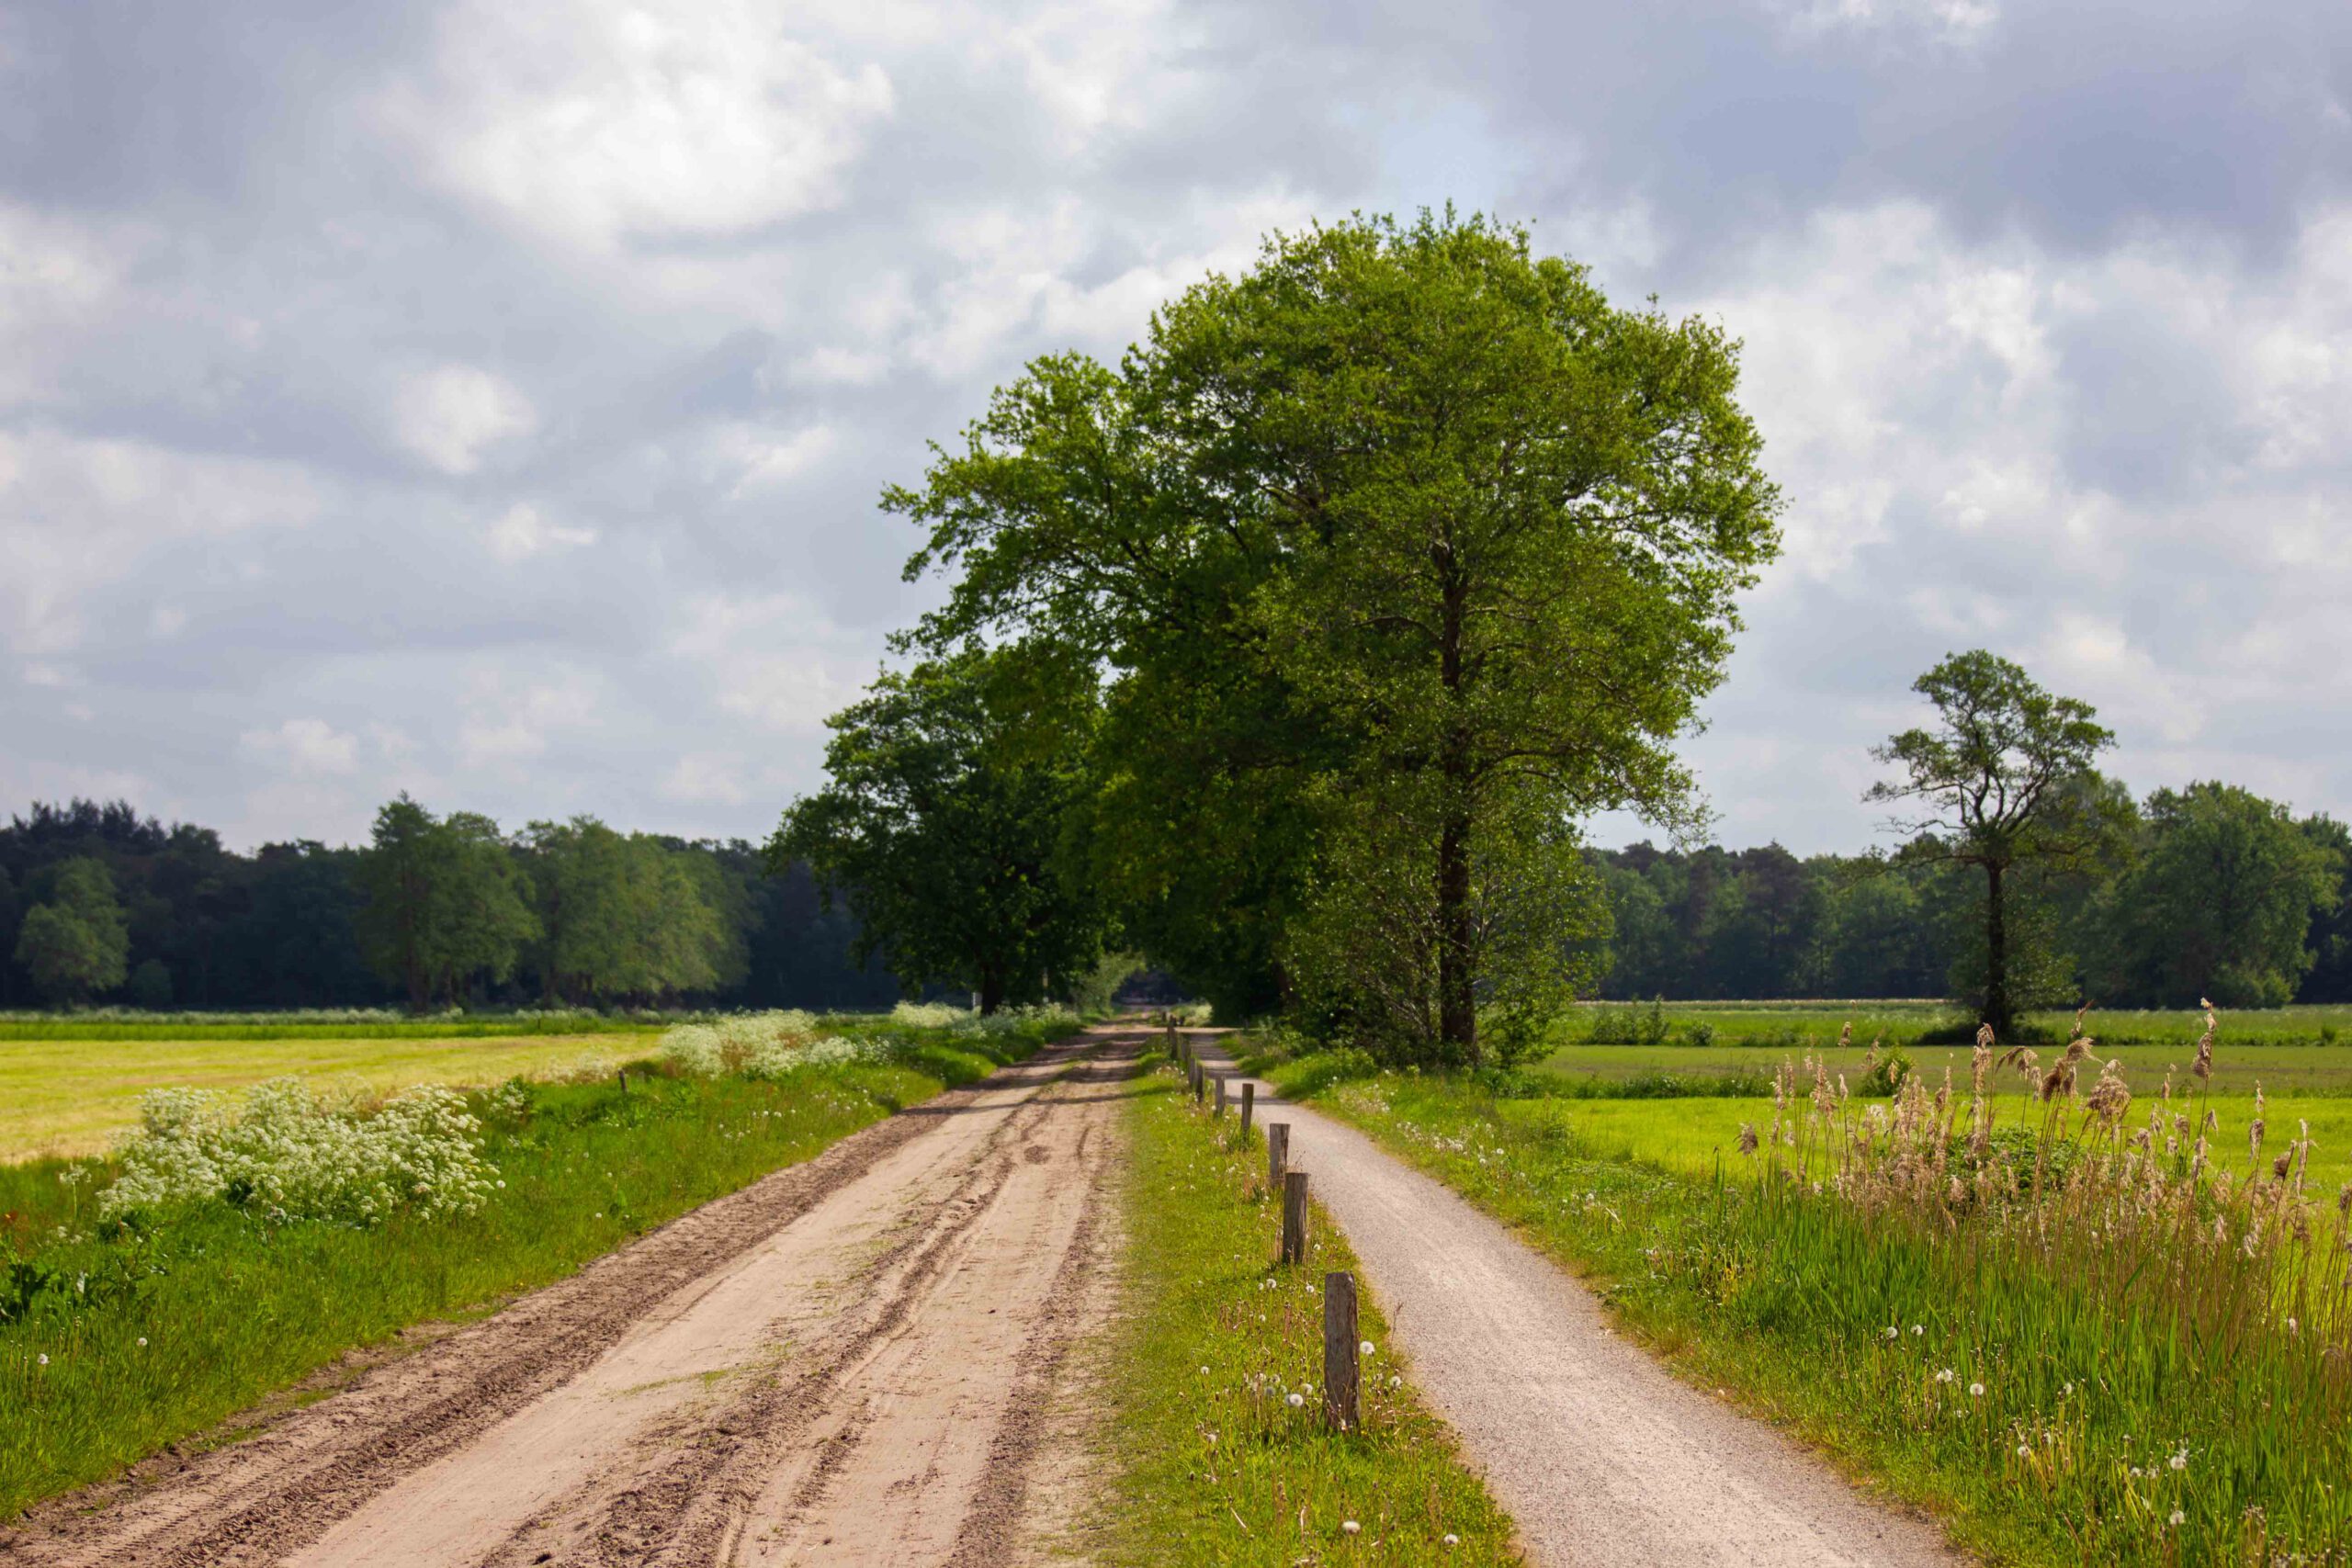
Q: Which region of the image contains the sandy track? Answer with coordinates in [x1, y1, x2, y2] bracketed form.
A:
[1195, 1035, 1967, 1568]
[4, 1035, 1136, 1568]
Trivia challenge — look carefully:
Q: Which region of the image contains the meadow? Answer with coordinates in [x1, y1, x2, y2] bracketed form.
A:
[0, 1030, 656, 1159]
[1560, 998, 2352, 1052]
[0, 1007, 1074, 1518]
[1246, 1008, 2352, 1565]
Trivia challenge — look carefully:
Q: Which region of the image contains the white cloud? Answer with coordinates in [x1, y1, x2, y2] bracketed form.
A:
[395, 0, 896, 249]
[239, 718, 361, 776]
[659, 752, 752, 805]
[456, 668, 601, 771]
[485, 502, 596, 562]
[0, 428, 322, 656]
[390, 364, 537, 476]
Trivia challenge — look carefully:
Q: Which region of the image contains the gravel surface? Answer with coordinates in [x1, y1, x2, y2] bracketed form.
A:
[1196, 1035, 1970, 1568]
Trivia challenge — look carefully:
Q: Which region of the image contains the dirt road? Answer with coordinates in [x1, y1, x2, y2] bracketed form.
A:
[4, 1035, 1134, 1568]
[1198, 1036, 1966, 1568]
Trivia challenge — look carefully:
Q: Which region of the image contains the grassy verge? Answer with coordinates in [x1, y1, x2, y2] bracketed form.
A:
[0, 1016, 1066, 1519]
[1097, 1051, 1520, 1564]
[1242, 1041, 2352, 1567]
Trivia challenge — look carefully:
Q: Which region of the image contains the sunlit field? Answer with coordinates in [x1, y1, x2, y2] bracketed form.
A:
[0, 1032, 654, 1159]
[1555, 998, 2352, 1051]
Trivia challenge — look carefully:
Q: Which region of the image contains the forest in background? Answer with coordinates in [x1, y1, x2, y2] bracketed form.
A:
[7, 785, 2347, 1015]
[0, 797, 898, 1012]
[1589, 788, 2352, 1011]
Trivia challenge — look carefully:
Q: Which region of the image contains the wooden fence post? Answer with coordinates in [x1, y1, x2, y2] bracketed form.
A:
[1193, 1062, 1205, 1104]
[1215, 1074, 1227, 1117]
[1323, 1271, 1361, 1430]
[1281, 1169, 1309, 1265]
[1268, 1122, 1289, 1188]
[1240, 1080, 1255, 1138]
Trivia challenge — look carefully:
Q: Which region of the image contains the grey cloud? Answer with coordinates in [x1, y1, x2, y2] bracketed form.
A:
[2, 0, 2346, 854]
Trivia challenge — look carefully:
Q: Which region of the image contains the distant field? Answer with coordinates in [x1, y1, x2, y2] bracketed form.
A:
[1470, 1093, 2352, 1192]
[1557, 998, 2352, 1051]
[1539, 1041, 2352, 1096]
[0, 1033, 654, 1160]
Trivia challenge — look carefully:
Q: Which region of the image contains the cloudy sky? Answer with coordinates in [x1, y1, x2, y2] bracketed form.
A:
[4, 0, 2347, 855]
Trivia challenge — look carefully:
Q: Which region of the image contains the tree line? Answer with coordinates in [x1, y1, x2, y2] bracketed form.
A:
[1591, 790, 2349, 1013]
[0, 797, 899, 1011]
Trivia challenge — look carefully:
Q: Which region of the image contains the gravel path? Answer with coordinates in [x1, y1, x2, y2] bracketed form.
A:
[1194, 1035, 1969, 1568]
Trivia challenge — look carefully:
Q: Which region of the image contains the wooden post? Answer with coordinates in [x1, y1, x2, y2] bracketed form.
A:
[1268, 1122, 1289, 1188]
[616, 1068, 627, 1093]
[1240, 1080, 1255, 1137]
[1215, 1074, 1227, 1117]
[1280, 1169, 1309, 1265]
[1193, 1062, 1205, 1104]
[1323, 1271, 1361, 1430]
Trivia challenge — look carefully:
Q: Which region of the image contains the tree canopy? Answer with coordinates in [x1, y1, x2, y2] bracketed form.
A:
[11, 856, 130, 1004]
[771, 649, 1106, 1013]
[889, 210, 1781, 1061]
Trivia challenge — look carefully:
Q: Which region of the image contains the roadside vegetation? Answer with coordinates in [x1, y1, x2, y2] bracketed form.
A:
[0, 1005, 1075, 1518]
[1244, 1006, 2352, 1564]
[1098, 1048, 1519, 1564]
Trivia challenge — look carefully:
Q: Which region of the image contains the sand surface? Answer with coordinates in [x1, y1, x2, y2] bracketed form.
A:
[3, 1034, 1132, 1567]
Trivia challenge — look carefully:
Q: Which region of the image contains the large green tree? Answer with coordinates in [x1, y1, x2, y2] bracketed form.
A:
[894, 211, 1780, 1061]
[523, 818, 732, 1003]
[2094, 783, 2341, 1008]
[1867, 651, 2131, 1038]
[355, 798, 538, 1009]
[11, 856, 130, 1003]
[772, 649, 1104, 1013]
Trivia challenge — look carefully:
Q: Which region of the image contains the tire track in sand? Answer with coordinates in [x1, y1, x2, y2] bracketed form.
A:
[2, 1034, 1137, 1568]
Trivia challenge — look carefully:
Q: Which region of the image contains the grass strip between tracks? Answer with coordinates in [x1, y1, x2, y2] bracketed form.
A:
[0, 1020, 1063, 1520]
[1098, 1049, 1521, 1565]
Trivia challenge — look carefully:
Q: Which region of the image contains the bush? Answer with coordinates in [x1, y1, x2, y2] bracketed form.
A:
[1586, 998, 1671, 1046]
[99, 1079, 496, 1224]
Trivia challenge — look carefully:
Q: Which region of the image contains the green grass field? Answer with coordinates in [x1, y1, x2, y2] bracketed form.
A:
[1244, 1038, 2352, 1565]
[0, 1013, 673, 1043]
[1100, 1053, 1519, 1563]
[0, 1032, 657, 1159]
[1558, 999, 2352, 1050]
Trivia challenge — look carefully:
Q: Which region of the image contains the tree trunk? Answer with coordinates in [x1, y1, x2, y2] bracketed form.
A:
[1434, 542, 1478, 1066]
[978, 970, 1003, 1015]
[1436, 808, 1477, 1063]
[1983, 860, 2012, 1040]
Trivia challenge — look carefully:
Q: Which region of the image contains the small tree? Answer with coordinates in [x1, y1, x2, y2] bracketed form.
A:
[12, 857, 130, 1004]
[1867, 650, 2128, 1038]
[771, 649, 1104, 1013]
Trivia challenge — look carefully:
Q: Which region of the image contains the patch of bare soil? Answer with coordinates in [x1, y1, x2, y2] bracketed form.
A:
[1, 1033, 1138, 1568]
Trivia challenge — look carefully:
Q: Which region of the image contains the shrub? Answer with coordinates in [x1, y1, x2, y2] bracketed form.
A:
[99, 1079, 496, 1224]
[1586, 998, 1671, 1046]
